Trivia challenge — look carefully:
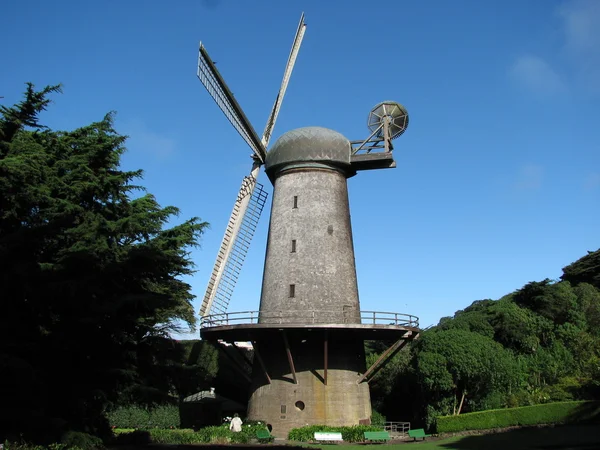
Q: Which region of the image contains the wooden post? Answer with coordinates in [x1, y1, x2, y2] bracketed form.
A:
[252, 342, 271, 384]
[357, 338, 407, 384]
[323, 329, 328, 386]
[282, 331, 298, 384]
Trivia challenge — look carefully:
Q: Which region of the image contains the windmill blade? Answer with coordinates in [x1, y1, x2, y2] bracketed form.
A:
[199, 14, 307, 318]
[262, 12, 306, 147]
[197, 43, 267, 163]
[200, 167, 268, 318]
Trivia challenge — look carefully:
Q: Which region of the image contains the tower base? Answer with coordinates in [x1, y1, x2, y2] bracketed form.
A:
[248, 334, 370, 437]
[200, 316, 420, 438]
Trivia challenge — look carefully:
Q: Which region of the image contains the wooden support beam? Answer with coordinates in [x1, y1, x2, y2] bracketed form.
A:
[323, 330, 328, 386]
[351, 152, 396, 171]
[252, 342, 271, 384]
[219, 345, 252, 383]
[282, 331, 298, 384]
[367, 340, 408, 383]
[357, 338, 408, 384]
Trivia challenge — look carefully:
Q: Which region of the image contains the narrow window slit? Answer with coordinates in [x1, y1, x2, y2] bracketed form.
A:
[289, 284, 296, 298]
[291, 239, 296, 253]
[293, 195, 298, 209]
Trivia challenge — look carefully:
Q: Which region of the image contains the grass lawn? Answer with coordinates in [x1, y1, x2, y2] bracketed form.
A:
[303, 436, 462, 450]
[306, 424, 600, 450]
[111, 424, 600, 450]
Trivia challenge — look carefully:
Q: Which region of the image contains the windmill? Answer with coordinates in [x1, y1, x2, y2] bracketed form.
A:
[196, 14, 420, 437]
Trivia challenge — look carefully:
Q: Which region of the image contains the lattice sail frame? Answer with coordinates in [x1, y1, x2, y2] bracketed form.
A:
[199, 177, 268, 317]
[197, 45, 266, 163]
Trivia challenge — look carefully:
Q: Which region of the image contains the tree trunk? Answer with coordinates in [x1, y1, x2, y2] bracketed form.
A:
[452, 390, 457, 416]
[457, 389, 466, 415]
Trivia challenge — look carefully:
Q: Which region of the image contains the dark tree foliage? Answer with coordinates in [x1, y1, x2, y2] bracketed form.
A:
[0, 84, 208, 442]
[415, 328, 519, 416]
[117, 338, 219, 408]
[366, 248, 600, 427]
[438, 303, 495, 339]
[513, 279, 578, 325]
[561, 249, 600, 289]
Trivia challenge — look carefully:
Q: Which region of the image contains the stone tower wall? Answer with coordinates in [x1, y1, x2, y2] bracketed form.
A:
[258, 168, 360, 324]
[247, 334, 371, 437]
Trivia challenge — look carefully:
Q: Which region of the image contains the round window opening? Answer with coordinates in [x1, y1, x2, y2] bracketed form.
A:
[295, 400, 305, 411]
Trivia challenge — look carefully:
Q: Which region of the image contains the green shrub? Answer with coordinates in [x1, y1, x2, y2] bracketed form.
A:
[113, 422, 266, 445]
[147, 405, 179, 429]
[2, 440, 91, 450]
[107, 405, 179, 429]
[239, 421, 270, 443]
[111, 430, 151, 446]
[371, 410, 386, 426]
[476, 391, 508, 411]
[114, 429, 200, 445]
[147, 429, 201, 444]
[436, 400, 596, 433]
[60, 432, 103, 450]
[288, 425, 382, 442]
[540, 377, 583, 402]
[48, 445, 73, 450]
[107, 406, 149, 429]
[2, 443, 50, 450]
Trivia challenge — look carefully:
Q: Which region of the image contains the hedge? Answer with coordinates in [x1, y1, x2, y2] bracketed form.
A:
[2, 432, 103, 450]
[107, 405, 179, 429]
[2, 443, 89, 450]
[288, 425, 383, 442]
[113, 422, 269, 445]
[436, 400, 598, 433]
[60, 432, 104, 450]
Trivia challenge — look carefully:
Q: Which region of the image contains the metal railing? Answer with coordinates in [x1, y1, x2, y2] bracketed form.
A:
[201, 310, 419, 329]
[384, 422, 411, 436]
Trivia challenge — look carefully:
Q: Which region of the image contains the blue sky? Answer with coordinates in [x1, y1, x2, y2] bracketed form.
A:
[2, 0, 599, 336]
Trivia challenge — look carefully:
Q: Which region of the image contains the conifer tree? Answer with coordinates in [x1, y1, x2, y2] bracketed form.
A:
[0, 84, 208, 441]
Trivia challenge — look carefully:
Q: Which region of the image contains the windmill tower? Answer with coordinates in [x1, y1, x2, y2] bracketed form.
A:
[196, 14, 419, 437]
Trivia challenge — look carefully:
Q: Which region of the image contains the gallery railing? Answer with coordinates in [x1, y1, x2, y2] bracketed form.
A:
[200, 310, 419, 329]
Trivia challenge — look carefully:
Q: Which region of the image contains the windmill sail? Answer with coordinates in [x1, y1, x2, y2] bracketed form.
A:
[198, 13, 307, 318]
[200, 175, 268, 317]
[197, 43, 267, 163]
[262, 13, 306, 146]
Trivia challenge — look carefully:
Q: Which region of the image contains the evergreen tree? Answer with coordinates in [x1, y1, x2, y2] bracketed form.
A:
[561, 249, 600, 289]
[369, 249, 600, 426]
[0, 84, 208, 442]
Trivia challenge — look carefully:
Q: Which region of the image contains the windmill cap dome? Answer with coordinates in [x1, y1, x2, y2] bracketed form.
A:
[265, 127, 351, 176]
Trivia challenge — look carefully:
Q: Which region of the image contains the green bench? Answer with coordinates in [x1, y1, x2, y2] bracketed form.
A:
[364, 431, 391, 443]
[407, 428, 431, 441]
[256, 428, 274, 443]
